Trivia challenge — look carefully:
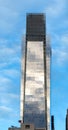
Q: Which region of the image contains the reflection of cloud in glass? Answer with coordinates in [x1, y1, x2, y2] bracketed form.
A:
[24, 103, 45, 128]
[24, 41, 45, 128]
[20, 40, 51, 129]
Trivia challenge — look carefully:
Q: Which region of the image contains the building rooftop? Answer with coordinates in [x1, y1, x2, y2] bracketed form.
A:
[26, 13, 46, 41]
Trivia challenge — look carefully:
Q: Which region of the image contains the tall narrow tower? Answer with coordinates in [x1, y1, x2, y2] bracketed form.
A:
[20, 14, 51, 130]
[66, 109, 68, 130]
[51, 116, 55, 130]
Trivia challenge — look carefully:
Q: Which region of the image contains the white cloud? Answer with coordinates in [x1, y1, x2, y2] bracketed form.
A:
[0, 92, 19, 119]
[0, 0, 43, 34]
[45, 0, 67, 34]
[7, 93, 19, 99]
[0, 76, 11, 87]
[46, 0, 66, 18]
[0, 0, 20, 34]
[0, 104, 19, 119]
[50, 32, 68, 66]
[0, 92, 19, 108]
[0, 69, 20, 78]
[61, 34, 68, 45]
[6, 93, 19, 99]
[0, 39, 21, 68]
[0, 8, 19, 34]
[0, 106, 12, 112]
[52, 48, 68, 66]
[0, 38, 8, 44]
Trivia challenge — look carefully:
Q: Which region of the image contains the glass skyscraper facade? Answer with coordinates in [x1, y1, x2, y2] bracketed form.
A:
[20, 14, 51, 130]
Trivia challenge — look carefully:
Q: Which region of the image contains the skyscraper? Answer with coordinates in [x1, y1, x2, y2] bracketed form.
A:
[51, 116, 55, 130]
[20, 14, 51, 130]
[66, 109, 68, 130]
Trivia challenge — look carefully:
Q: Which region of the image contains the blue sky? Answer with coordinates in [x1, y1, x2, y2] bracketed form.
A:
[0, 0, 68, 130]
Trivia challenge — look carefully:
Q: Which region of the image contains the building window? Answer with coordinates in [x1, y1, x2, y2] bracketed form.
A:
[25, 125, 30, 129]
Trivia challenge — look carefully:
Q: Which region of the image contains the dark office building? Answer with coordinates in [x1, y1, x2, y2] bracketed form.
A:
[66, 109, 68, 130]
[51, 116, 55, 130]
